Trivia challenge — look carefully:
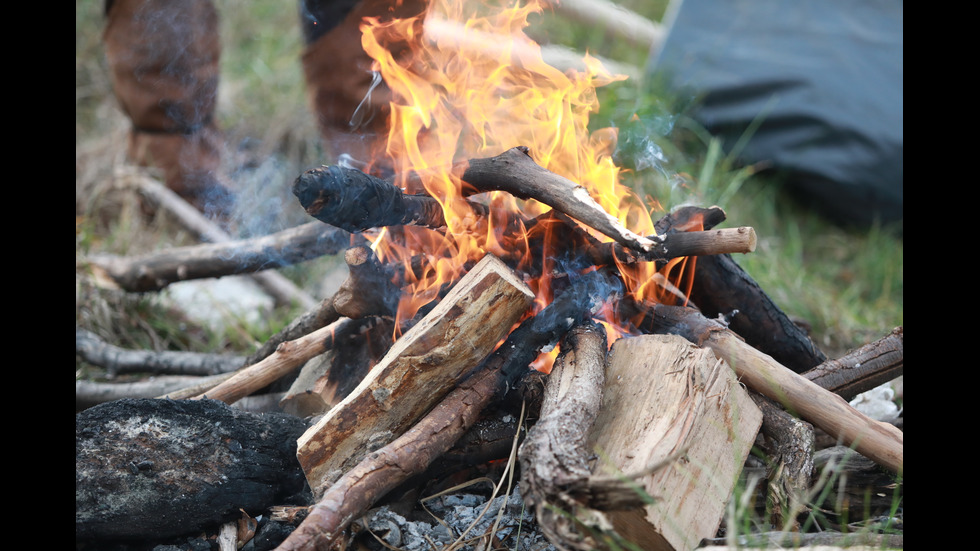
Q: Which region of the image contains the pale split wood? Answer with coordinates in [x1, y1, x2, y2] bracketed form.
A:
[295, 253, 535, 495]
[588, 334, 763, 551]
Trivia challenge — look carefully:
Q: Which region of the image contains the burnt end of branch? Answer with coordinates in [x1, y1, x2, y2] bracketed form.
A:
[293, 165, 448, 232]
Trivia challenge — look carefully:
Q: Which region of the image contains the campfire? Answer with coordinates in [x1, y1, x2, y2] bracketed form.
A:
[77, 0, 903, 550]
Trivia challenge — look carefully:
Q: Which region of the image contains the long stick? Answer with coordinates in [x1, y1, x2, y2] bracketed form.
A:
[646, 304, 903, 474]
[84, 221, 352, 294]
[193, 317, 354, 405]
[461, 146, 660, 253]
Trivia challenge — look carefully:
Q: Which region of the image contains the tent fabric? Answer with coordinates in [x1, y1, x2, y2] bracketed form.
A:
[648, 0, 903, 227]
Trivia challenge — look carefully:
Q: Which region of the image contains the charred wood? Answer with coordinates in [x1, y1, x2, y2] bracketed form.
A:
[279, 316, 394, 417]
[246, 246, 398, 365]
[293, 164, 493, 232]
[75, 398, 310, 542]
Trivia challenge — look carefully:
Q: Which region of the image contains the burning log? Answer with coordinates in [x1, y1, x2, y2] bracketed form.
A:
[293, 164, 492, 232]
[586, 334, 763, 551]
[802, 326, 903, 401]
[277, 267, 623, 551]
[642, 304, 903, 474]
[295, 254, 535, 496]
[460, 146, 660, 253]
[518, 320, 611, 549]
[293, 147, 671, 258]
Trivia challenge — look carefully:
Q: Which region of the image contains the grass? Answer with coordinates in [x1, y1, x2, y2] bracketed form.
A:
[76, 0, 902, 546]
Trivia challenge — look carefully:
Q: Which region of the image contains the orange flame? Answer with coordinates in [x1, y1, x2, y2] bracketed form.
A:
[358, 0, 694, 367]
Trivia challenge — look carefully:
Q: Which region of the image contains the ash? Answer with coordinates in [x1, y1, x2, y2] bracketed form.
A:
[355, 484, 556, 551]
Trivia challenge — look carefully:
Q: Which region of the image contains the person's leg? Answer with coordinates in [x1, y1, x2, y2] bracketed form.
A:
[298, 0, 427, 165]
[104, 0, 234, 217]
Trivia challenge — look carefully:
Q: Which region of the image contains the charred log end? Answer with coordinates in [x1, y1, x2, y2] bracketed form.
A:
[76, 398, 311, 542]
[292, 166, 331, 217]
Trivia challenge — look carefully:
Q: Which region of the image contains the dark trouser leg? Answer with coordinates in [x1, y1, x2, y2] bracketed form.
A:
[104, 0, 234, 217]
[298, 0, 427, 165]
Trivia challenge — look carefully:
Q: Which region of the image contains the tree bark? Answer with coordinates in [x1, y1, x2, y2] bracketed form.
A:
[802, 326, 903, 401]
[518, 321, 609, 551]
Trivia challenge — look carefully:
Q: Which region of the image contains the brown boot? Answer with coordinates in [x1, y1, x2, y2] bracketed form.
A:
[103, 0, 235, 218]
[299, 0, 428, 166]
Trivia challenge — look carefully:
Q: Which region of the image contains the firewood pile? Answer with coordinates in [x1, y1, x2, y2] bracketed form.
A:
[76, 145, 903, 551]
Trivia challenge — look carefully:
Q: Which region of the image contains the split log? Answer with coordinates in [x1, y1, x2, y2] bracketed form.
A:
[76, 398, 310, 541]
[76, 327, 244, 377]
[587, 334, 763, 551]
[802, 326, 903, 401]
[518, 321, 610, 550]
[688, 252, 827, 372]
[194, 317, 356, 405]
[295, 254, 535, 496]
[277, 267, 621, 551]
[460, 146, 660, 253]
[644, 304, 903, 474]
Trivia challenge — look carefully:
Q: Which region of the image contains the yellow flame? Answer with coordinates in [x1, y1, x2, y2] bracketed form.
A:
[359, 0, 693, 364]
